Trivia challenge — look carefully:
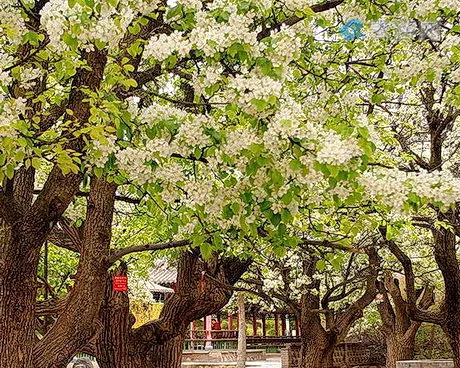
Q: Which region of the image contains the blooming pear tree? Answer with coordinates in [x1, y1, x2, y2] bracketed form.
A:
[235, 236, 380, 368]
[0, 0, 459, 367]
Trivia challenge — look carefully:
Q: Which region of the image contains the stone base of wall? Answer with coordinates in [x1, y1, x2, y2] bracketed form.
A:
[182, 349, 266, 363]
[281, 343, 385, 368]
[396, 360, 454, 368]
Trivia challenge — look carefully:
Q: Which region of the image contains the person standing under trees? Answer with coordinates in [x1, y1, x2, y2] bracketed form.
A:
[212, 318, 222, 331]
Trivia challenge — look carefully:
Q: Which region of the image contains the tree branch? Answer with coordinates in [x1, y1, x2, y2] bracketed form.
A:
[380, 226, 446, 325]
[109, 240, 191, 264]
[257, 0, 345, 40]
[334, 247, 380, 339]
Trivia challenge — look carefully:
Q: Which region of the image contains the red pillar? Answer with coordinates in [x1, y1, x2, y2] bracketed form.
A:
[281, 314, 286, 337]
[274, 313, 279, 337]
[252, 313, 257, 336]
[262, 315, 266, 337]
[228, 313, 233, 331]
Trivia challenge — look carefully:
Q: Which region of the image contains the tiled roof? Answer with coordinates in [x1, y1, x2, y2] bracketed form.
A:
[146, 281, 174, 293]
[149, 260, 177, 285]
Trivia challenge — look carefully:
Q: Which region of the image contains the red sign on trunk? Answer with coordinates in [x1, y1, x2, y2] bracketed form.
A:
[112, 276, 128, 292]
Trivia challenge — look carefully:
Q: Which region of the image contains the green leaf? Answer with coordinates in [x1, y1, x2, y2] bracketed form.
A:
[273, 244, 286, 258]
[200, 242, 213, 259]
[371, 93, 384, 104]
[129, 23, 141, 35]
[316, 259, 326, 271]
[62, 33, 78, 50]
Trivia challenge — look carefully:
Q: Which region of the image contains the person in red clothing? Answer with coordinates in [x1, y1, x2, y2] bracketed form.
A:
[212, 318, 221, 330]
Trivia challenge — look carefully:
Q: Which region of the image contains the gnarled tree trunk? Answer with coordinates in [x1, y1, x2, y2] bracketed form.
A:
[34, 177, 117, 368]
[0, 223, 41, 368]
[299, 248, 379, 368]
[376, 270, 434, 368]
[130, 336, 185, 368]
[385, 336, 416, 368]
[433, 226, 460, 368]
[95, 251, 250, 368]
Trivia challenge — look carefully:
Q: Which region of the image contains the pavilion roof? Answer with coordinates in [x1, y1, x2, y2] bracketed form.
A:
[149, 260, 177, 285]
[146, 281, 174, 294]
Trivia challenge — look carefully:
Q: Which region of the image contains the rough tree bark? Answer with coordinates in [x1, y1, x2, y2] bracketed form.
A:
[299, 248, 379, 368]
[95, 251, 251, 368]
[376, 270, 434, 368]
[432, 224, 460, 368]
[391, 86, 460, 367]
[383, 228, 460, 367]
[33, 177, 117, 368]
[0, 42, 107, 367]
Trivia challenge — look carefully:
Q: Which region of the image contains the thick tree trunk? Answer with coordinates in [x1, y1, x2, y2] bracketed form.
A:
[96, 265, 132, 368]
[236, 292, 247, 368]
[299, 295, 336, 368]
[444, 324, 460, 368]
[0, 224, 41, 368]
[33, 178, 117, 368]
[385, 336, 415, 368]
[96, 252, 250, 367]
[300, 342, 334, 368]
[96, 267, 185, 368]
[131, 336, 184, 368]
[433, 227, 460, 368]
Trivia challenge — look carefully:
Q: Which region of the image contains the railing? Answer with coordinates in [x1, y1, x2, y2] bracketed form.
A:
[184, 330, 301, 352]
[74, 353, 97, 361]
[189, 330, 238, 340]
[184, 338, 238, 351]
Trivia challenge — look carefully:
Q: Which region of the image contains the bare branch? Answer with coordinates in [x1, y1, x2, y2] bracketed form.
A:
[380, 226, 446, 325]
[109, 240, 190, 264]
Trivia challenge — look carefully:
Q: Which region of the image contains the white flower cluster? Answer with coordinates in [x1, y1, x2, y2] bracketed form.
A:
[175, 115, 212, 153]
[263, 99, 310, 152]
[438, 0, 460, 11]
[411, 0, 436, 18]
[40, 0, 159, 52]
[144, 6, 260, 61]
[310, 51, 329, 65]
[450, 67, 460, 84]
[192, 64, 223, 97]
[361, 169, 460, 211]
[144, 31, 190, 61]
[262, 274, 284, 293]
[183, 180, 215, 207]
[178, 0, 203, 10]
[0, 52, 14, 87]
[267, 28, 303, 68]
[223, 128, 260, 157]
[0, 97, 27, 137]
[87, 135, 117, 168]
[0, 1, 27, 45]
[411, 171, 460, 205]
[117, 147, 153, 184]
[191, 5, 259, 55]
[283, 0, 311, 12]
[316, 132, 363, 166]
[226, 72, 283, 114]
[18, 67, 43, 89]
[140, 101, 188, 125]
[146, 138, 175, 158]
